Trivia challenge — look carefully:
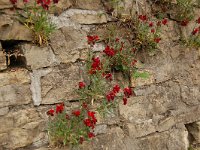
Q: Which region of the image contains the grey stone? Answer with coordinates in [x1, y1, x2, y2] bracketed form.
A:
[50, 27, 87, 64]
[0, 84, 31, 108]
[30, 68, 52, 106]
[0, 18, 33, 41]
[0, 107, 9, 116]
[41, 64, 80, 104]
[186, 121, 200, 144]
[21, 44, 59, 70]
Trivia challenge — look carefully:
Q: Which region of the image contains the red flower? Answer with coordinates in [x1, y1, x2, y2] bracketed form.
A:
[84, 118, 92, 127]
[56, 103, 64, 114]
[149, 22, 153, 27]
[82, 102, 88, 109]
[79, 81, 86, 89]
[10, 0, 17, 4]
[192, 28, 199, 35]
[23, 0, 29, 3]
[154, 37, 161, 43]
[103, 73, 112, 81]
[132, 59, 137, 66]
[72, 110, 81, 117]
[196, 17, 200, 24]
[47, 109, 54, 116]
[113, 85, 120, 94]
[139, 15, 147, 21]
[151, 29, 155, 33]
[157, 21, 161, 26]
[162, 18, 168, 25]
[115, 38, 120, 42]
[103, 45, 115, 57]
[87, 35, 99, 45]
[123, 97, 128, 105]
[87, 111, 97, 124]
[123, 87, 132, 98]
[180, 20, 189, 26]
[66, 114, 70, 120]
[79, 137, 84, 144]
[89, 56, 101, 74]
[88, 132, 95, 138]
[53, 0, 59, 3]
[106, 91, 116, 102]
[37, 0, 51, 10]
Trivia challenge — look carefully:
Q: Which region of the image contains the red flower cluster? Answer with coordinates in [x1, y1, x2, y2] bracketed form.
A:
[37, 0, 59, 10]
[88, 132, 95, 138]
[106, 85, 121, 102]
[162, 18, 168, 25]
[72, 110, 81, 117]
[87, 35, 99, 45]
[103, 73, 113, 81]
[106, 91, 116, 102]
[180, 20, 189, 26]
[139, 15, 147, 21]
[56, 103, 64, 113]
[122, 87, 134, 105]
[84, 111, 97, 129]
[197, 17, 200, 24]
[79, 81, 86, 89]
[192, 28, 199, 35]
[123, 87, 132, 98]
[10, 0, 17, 4]
[47, 109, 54, 116]
[103, 45, 115, 57]
[154, 37, 161, 43]
[89, 57, 101, 74]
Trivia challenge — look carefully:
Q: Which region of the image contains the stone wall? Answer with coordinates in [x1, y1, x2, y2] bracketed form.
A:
[0, 0, 200, 150]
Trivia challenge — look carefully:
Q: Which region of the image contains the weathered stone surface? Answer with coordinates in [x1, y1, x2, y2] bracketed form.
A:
[0, 69, 30, 87]
[0, 15, 32, 41]
[0, 69, 31, 108]
[21, 44, 59, 70]
[0, 0, 12, 9]
[30, 68, 52, 106]
[60, 9, 108, 24]
[0, 107, 9, 116]
[41, 64, 80, 104]
[50, 27, 87, 64]
[187, 121, 200, 144]
[0, 108, 45, 149]
[0, 84, 31, 108]
[74, 0, 102, 10]
[133, 125, 189, 150]
[81, 127, 126, 150]
[0, 50, 6, 71]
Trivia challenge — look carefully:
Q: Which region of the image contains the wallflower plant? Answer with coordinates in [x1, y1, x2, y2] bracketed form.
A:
[10, 0, 59, 46]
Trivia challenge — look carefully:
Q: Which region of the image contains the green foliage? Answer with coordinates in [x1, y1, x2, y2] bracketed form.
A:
[17, 2, 56, 46]
[133, 71, 149, 79]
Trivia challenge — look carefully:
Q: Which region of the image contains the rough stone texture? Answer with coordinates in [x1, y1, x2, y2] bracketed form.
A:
[21, 44, 59, 70]
[0, 1, 200, 150]
[74, 0, 102, 10]
[0, 69, 31, 108]
[0, 49, 6, 70]
[187, 121, 200, 143]
[0, 15, 33, 41]
[41, 64, 80, 104]
[50, 27, 87, 64]
[30, 68, 52, 106]
[0, 108, 46, 149]
[0, 0, 12, 9]
[0, 107, 9, 116]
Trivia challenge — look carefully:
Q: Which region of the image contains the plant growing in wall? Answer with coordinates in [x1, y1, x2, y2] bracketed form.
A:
[10, 0, 59, 46]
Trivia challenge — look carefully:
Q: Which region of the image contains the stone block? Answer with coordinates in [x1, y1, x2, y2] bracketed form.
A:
[21, 44, 59, 70]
